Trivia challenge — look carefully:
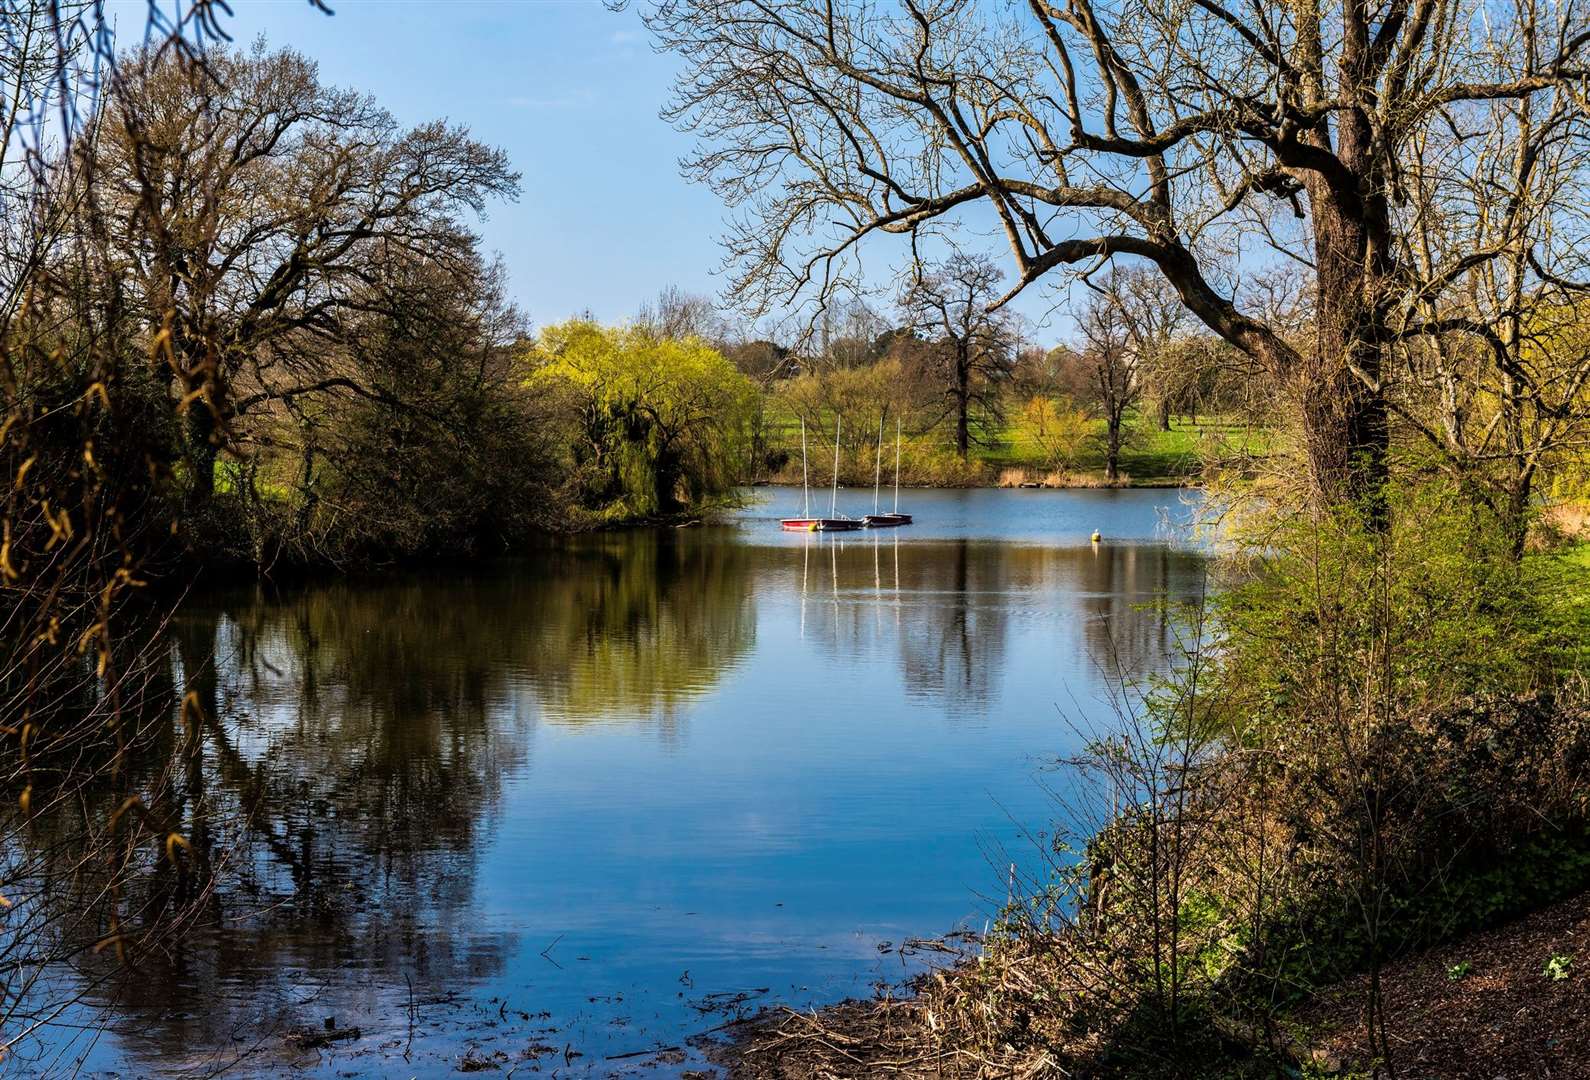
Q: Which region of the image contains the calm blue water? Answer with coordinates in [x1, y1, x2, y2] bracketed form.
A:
[41, 488, 1207, 1079]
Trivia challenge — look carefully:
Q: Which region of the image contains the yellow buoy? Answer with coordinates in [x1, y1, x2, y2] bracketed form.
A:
[1091, 530, 1102, 543]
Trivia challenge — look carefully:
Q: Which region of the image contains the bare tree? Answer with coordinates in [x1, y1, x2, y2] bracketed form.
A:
[636, 284, 726, 342]
[818, 294, 889, 368]
[83, 41, 518, 510]
[643, 0, 1590, 512]
[1394, 76, 1590, 552]
[1102, 266, 1186, 440]
[900, 253, 1016, 459]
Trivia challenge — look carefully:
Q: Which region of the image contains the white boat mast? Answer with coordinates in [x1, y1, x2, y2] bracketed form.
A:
[800, 418, 810, 517]
[893, 417, 902, 513]
[830, 416, 842, 517]
[874, 415, 884, 514]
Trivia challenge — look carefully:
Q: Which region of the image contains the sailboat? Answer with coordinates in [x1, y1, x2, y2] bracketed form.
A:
[781, 417, 862, 531]
[863, 416, 912, 527]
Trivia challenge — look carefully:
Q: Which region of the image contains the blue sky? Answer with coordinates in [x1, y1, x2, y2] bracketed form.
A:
[108, 1, 1066, 341]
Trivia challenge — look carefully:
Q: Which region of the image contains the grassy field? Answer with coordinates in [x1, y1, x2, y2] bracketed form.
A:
[978, 414, 1260, 483]
[761, 402, 1270, 487]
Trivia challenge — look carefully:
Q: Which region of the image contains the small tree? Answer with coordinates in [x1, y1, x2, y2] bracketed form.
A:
[1019, 395, 1091, 473]
[900, 254, 1016, 459]
[1073, 267, 1185, 480]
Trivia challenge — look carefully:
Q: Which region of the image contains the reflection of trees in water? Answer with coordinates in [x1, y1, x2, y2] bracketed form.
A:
[527, 532, 757, 730]
[84, 584, 531, 1064]
[1075, 544, 1209, 681]
[895, 540, 1009, 714]
[27, 529, 758, 1068]
[791, 537, 1205, 714]
[11, 530, 1197, 1067]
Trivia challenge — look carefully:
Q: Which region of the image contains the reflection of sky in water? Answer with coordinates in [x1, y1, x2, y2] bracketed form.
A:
[49, 489, 1207, 1078]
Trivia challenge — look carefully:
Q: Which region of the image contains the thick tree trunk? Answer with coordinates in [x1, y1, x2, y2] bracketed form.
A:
[184, 403, 218, 510]
[653, 441, 684, 515]
[1302, 143, 1392, 517]
[1157, 396, 1172, 432]
[1105, 414, 1122, 481]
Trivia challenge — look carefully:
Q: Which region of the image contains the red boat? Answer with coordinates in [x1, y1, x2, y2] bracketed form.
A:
[775, 518, 864, 531]
[780, 418, 817, 530]
[780, 418, 862, 531]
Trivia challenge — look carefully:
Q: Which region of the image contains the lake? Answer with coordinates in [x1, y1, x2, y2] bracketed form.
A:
[40, 487, 1208, 1078]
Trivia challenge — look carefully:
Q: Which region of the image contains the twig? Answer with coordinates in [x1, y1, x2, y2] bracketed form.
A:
[539, 933, 564, 969]
[404, 972, 415, 1062]
[605, 1043, 683, 1061]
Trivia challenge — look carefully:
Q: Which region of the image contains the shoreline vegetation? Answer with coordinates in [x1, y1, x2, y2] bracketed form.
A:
[716, 879, 1590, 1079]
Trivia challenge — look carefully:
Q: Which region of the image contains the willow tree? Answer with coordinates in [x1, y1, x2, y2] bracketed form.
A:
[527, 321, 759, 517]
[641, 0, 1590, 511]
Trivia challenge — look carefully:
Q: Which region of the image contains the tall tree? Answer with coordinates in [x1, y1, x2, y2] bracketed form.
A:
[84, 42, 517, 509]
[900, 254, 1016, 459]
[1074, 276, 1141, 481]
[643, 0, 1590, 512]
[1095, 267, 1186, 438]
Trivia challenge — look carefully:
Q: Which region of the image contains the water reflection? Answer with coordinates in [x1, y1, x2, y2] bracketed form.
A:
[526, 533, 757, 729]
[792, 534, 1203, 715]
[30, 500, 1208, 1077]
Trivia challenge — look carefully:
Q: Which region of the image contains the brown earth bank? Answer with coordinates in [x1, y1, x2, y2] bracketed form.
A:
[707, 890, 1590, 1080]
[1298, 888, 1590, 1079]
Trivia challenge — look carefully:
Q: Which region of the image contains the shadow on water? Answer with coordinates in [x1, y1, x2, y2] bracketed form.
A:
[16, 501, 1208, 1077]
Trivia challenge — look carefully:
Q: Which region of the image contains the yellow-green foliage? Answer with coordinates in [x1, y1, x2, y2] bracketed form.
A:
[526, 320, 759, 518]
[770, 359, 999, 485]
[1015, 394, 1091, 471]
[776, 359, 919, 477]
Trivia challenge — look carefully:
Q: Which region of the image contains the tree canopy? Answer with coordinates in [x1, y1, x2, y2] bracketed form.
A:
[526, 321, 759, 518]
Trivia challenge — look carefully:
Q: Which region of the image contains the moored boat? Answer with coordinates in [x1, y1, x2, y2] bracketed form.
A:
[779, 418, 817, 529]
[783, 516, 865, 531]
[863, 416, 912, 529]
[781, 416, 863, 531]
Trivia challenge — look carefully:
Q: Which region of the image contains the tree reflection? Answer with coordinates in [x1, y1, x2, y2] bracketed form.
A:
[23, 529, 758, 1069]
[1075, 543, 1208, 682]
[895, 539, 1009, 714]
[525, 532, 757, 729]
[11, 527, 1205, 1072]
[789, 536, 1204, 715]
